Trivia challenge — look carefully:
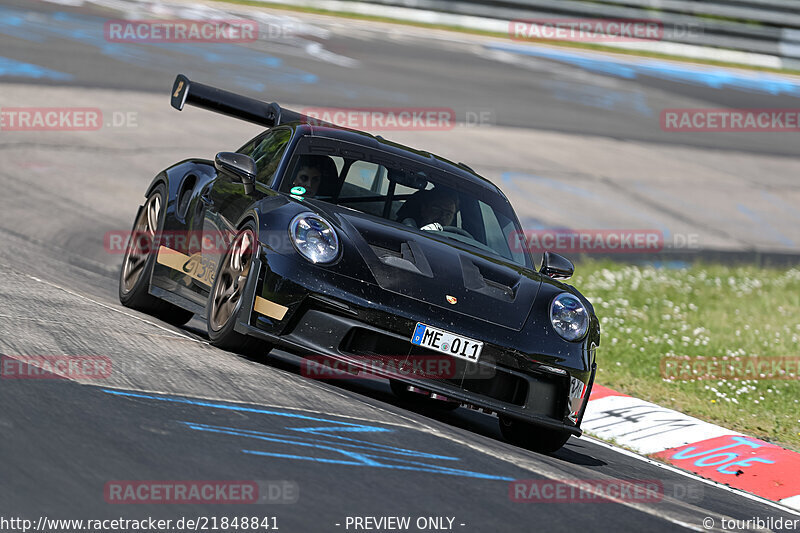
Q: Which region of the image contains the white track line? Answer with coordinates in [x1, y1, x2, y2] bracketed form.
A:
[0, 263, 206, 344]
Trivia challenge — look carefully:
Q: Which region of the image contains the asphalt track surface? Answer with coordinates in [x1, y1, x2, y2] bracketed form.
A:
[3, 0, 800, 253]
[1, 1, 800, 532]
[3, 0, 800, 156]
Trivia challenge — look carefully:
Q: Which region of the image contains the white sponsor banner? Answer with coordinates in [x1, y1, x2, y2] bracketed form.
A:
[582, 395, 741, 454]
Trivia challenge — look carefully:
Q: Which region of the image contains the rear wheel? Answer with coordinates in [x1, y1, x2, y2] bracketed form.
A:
[118, 184, 194, 327]
[499, 416, 571, 453]
[207, 222, 268, 355]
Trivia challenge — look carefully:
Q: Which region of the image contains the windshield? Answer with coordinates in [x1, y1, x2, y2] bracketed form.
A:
[278, 136, 531, 268]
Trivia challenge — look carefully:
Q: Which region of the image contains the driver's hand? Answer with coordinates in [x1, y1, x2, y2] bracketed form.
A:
[420, 222, 443, 231]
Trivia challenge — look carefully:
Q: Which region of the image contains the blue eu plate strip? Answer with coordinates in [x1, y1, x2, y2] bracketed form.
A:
[411, 323, 427, 345]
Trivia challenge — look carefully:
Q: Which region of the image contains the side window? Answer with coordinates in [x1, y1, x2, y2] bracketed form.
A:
[343, 161, 382, 193]
[339, 161, 385, 217]
[240, 128, 292, 186]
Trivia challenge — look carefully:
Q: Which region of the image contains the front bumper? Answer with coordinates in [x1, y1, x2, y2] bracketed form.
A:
[235, 251, 596, 436]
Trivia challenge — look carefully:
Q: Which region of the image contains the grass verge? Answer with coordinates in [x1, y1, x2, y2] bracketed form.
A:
[571, 261, 800, 451]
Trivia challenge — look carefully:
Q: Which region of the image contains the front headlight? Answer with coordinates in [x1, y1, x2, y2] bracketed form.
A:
[289, 213, 339, 264]
[550, 293, 589, 341]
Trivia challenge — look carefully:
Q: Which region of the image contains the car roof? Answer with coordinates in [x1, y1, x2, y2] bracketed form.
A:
[287, 122, 506, 197]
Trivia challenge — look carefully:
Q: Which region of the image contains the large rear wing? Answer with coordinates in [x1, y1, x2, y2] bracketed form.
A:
[170, 74, 319, 128]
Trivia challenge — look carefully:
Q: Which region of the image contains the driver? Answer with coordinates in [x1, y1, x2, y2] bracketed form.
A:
[288, 155, 337, 197]
[398, 187, 458, 230]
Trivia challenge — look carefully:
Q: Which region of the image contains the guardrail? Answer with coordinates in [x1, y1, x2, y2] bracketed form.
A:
[320, 0, 800, 68]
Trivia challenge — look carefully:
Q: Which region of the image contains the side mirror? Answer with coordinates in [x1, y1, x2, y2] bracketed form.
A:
[215, 152, 256, 195]
[540, 251, 574, 280]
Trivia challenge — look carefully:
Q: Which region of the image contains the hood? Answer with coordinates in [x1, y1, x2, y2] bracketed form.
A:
[305, 201, 542, 331]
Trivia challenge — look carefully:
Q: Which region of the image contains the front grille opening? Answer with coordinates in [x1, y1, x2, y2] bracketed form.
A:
[340, 328, 465, 384]
[462, 373, 528, 406]
[526, 372, 569, 418]
[341, 328, 403, 357]
[340, 328, 533, 406]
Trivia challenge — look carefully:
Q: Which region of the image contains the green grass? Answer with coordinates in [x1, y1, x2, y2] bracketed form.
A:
[217, 0, 800, 76]
[571, 261, 800, 451]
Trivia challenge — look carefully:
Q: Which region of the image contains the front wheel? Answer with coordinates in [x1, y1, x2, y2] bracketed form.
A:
[207, 222, 268, 355]
[499, 416, 571, 454]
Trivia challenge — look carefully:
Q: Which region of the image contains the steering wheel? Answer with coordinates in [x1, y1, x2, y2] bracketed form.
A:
[442, 226, 473, 239]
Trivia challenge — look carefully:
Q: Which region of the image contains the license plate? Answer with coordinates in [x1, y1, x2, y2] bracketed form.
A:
[410, 323, 483, 362]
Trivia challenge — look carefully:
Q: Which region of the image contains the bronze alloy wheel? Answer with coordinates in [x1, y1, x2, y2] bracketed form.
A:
[118, 184, 194, 327]
[209, 228, 255, 332]
[121, 192, 161, 294]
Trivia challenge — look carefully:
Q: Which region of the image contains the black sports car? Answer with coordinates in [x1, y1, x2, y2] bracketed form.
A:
[118, 74, 600, 453]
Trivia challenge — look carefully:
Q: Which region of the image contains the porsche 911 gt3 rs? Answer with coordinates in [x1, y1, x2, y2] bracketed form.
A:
[118, 74, 600, 453]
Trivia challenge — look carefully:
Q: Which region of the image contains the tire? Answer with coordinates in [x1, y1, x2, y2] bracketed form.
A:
[389, 380, 460, 411]
[118, 183, 194, 327]
[206, 222, 268, 355]
[498, 416, 571, 453]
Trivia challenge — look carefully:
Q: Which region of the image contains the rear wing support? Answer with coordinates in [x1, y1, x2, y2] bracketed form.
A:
[170, 74, 312, 128]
